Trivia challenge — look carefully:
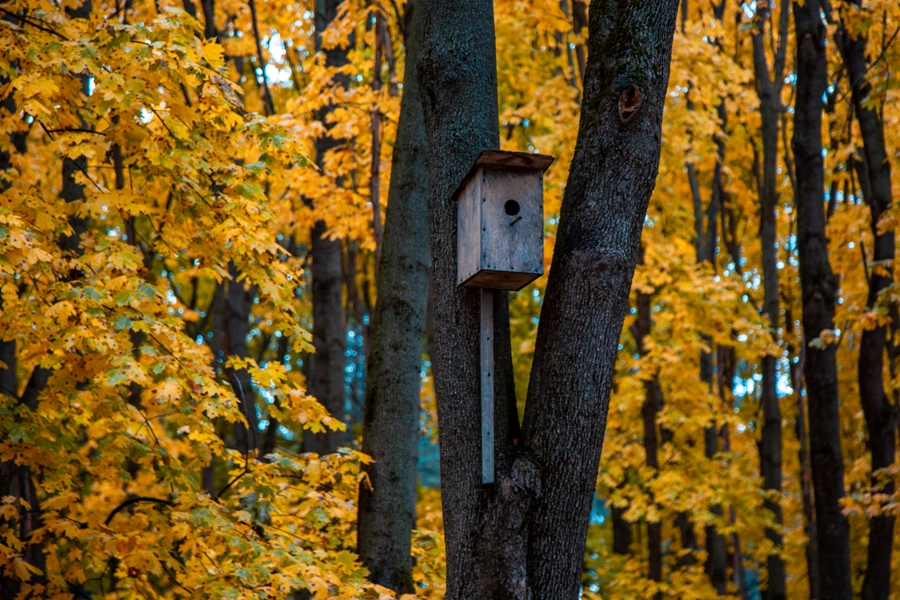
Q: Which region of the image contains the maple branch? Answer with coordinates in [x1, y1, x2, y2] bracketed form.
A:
[860, 239, 871, 288]
[104, 496, 175, 525]
[0, 384, 21, 401]
[127, 393, 163, 447]
[148, 106, 176, 139]
[216, 464, 249, 499]
[247, 0, 275, 116]
[0, 7, 69, 39]
[780, 94, 797, 201]
[44, 128, 106, 135]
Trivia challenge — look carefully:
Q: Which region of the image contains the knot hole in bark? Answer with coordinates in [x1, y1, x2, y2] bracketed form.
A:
[618, 85, 644, 124]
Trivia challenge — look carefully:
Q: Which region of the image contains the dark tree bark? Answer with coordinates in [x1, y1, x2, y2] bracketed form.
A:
[683, 1, 727, 584]
[832, 5, 896, 597]
[611, 502, 632, 555]
[718, 345, 749, 600]
[420, 0, 679, 597]
[699, 96, 727, 600]
[356, 0, 429, 592]
[635, 286, 663, 598]
[305, 0, 350, 455]
[786, 306, 821, 600]
[224, 263, 259, 454]
[306, 222, 348, 454]
[0, 75, 27, 600]
[419, 2, 521, 597]
[749, 3, 789, 598]
[521, 5, 678, 595]
[791, 3, 852, 597]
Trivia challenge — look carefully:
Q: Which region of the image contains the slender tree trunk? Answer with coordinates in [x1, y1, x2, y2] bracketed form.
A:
[570, 0, 587, 82]
[833, 6, 896, 597]
[357, 0, 429, 592]
[635, 286, 662, 598]
[750, 4, 789, 597]
[305, 0, 350, 454]
[611, 503, 632, 555]
[791, 3, 852, 597]
[369, 11, 386, 271]
[684, 2, 727, 585]
[699, 101, 726, 596]
[306, 222, 348, 453]
[786, 307, 821, 600]
[0, 82, 26, 600]
[224, 263, 259, 454]
[718, 345, 749, 600]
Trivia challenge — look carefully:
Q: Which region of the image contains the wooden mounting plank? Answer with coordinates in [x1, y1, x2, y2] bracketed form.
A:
[480, 288, 494, 484]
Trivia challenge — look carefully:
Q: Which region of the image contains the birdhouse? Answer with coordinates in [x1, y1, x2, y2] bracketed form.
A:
[455, 150, 554, 291]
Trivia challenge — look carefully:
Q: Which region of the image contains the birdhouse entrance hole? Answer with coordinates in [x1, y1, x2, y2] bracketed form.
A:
[452, 150, 555, 486]
[454, 150, 554, 292]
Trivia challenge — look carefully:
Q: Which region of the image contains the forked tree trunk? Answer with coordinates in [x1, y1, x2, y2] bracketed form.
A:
[791, 2, 852, 597]
[357, 0, 429, 592]
[419, 2, 679, 597]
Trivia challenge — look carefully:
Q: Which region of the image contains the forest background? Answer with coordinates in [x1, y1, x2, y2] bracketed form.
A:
[0, 0, 898, 598]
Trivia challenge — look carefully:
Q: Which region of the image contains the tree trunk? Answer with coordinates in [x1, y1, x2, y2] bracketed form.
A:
[0, 83, 26, 600]
[224, 262, 259, 454]
[357, 0, 429, 592]
[419, 2, 522, 596]
[421, 0, 678, 596]
[306, 222, 348, 454]
[520, 4, 679, 594]
[750, 3, 789, 598]
[833, 6, 896, 597]
[786, 307, 821, 600]
[791, 3, 852, 597]
[305, 0, 350, 455]
[636, 287, 662, 598]
[698, 98, 726, 597]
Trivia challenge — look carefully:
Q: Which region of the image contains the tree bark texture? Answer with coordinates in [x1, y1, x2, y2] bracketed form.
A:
[421, 1, 677, 595]
[419, 1, 524, 597]
[833, 5, 896, 597]
[357, 0, 429, 592]
[791, 3, 853, 598]
[307, 221, 348, 454]
[520, 4, 678, 595]
[420, 1, 678, 597]
[750, 4, 789, 598]
[306, 0, 349, 455]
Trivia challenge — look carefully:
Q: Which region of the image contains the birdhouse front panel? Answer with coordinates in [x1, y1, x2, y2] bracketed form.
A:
[455, 150, 554, 291]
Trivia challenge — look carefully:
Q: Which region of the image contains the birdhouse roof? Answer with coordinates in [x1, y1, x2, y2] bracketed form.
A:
[452, 150, 554, 200]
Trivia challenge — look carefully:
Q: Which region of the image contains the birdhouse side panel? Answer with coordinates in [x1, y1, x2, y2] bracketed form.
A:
[456, 167, 483, 286]
[480, 169, 544, 277]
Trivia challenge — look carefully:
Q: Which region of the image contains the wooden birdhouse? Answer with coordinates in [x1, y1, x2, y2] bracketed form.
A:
[455, 150, 554, 291]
